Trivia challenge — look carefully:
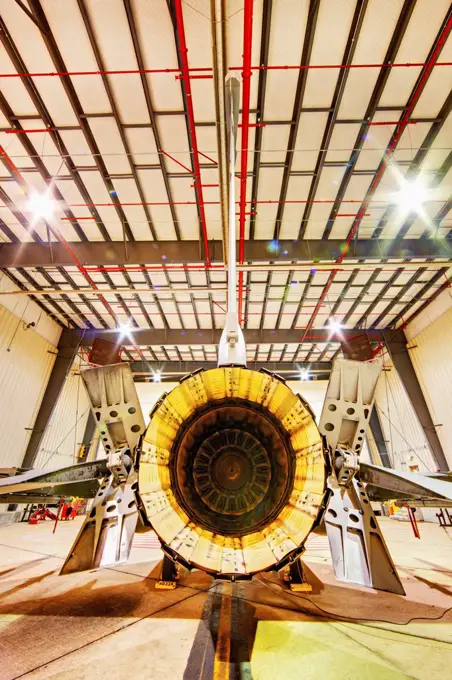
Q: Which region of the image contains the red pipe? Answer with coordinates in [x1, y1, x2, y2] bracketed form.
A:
[237, 61, 452, 71]
[0, 145, 22, 178]
[301, 14, 452, 342]
[84, 264, 224, 273]
[6, 128, 57, 134]
[21, 199, 407, 208]
[335, 213, 370, 217]
[175, 74, 213, 80]
[173, 0, 211, 268]
[237, 0, 254, 327]
[198, 151, 218, 165]
[2, 62, 450, 79]
[191, 183, 219, 188]
[160, 149, 193, 174]
[61, 216, 96, 221]
[368, 121, 418, 126]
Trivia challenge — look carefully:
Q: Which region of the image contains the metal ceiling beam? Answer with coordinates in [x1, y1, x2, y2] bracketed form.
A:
[77, 327, 382, 347]
[0, 17, 110, 242]
[77, 0, 157, 241]
[249, 0, 272, 241]
[129, 360, 332, 376]
[273, 0, 320, 241]
[123, 0, 182, 241]
[298, 0, 369, 240]
[393, 268, 451, 329]
[28, 0, 135, 242]
[322, 0, 416, 240]
[375, 89, 452, 240]
[1, 239, 450, 268]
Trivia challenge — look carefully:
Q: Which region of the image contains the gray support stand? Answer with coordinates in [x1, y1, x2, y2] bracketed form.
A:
[61, 465, 139, 575]
[22, 329, 81, 469]
[319, 359, 405, 595]
[385, 330, 448, 471]
[324, 477, 405, 595]
[61, 363, 146, 574]
[369, 406, 391, 468]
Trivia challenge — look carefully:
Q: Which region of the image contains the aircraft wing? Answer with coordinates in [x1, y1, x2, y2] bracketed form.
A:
[360, 462, 452, 506]
[0, 459, 109, 504]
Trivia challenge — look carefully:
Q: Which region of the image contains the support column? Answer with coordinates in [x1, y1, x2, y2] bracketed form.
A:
[368, 406, 391, 468]
[22, 329, 82, 469]
[81, 411, 96, 448]
[384, 330, 448, 471]
[80, 411, 100, 462]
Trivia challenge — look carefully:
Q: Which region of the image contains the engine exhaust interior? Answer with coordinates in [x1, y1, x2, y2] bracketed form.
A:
[138, 366, 327, 577]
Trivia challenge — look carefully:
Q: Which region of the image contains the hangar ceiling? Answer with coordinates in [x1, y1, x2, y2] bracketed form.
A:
[0, 0, 451, 371]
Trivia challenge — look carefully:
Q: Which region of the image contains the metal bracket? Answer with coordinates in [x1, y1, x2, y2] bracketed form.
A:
[333, 447, 360, 487]
[60, 453, 139, 575]
[319, 358, 381, 455]
[324, 470, 405, 595]
[106, 447, 130, 485]
[218, 312, 247, 367]
[81, 363, 146, 455]
[156, 553, 179, 590]
[320, 358, 405, 595]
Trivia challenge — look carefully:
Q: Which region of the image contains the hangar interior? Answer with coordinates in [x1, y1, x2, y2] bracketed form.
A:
[0, 0, 452, 678]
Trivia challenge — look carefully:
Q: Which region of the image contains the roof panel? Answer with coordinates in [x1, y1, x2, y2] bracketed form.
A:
[303, 0, 357, 108]
[263, 0, 309, 119]
[136, 169, 176, 239]
[132, 0, 184, 110]
[41, 0, 112, 114]
[279, 175, 312, 239]
[87, 117, 131, 174]
[292, 112, 329, 171]
[0, 51, 38, 117]
[338, 0, 405, 119]
[326, 124, 362, 163]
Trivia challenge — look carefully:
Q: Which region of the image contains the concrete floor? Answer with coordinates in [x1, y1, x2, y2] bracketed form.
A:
[0, 517, 451, 680]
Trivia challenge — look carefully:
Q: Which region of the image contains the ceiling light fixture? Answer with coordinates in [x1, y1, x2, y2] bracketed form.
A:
[27, 191, 55, 220]
[299, 367, 310, 381]
[118, 321, 133, 340]
[328, 318, 342, 334]
[396, 178, 428, 215]
[153, 370, 162, 383]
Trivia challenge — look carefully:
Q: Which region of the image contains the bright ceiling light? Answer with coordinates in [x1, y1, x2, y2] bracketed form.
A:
[299, 367, 310, 381]
[27, 191, 55, 220]
[396, 178, 428, 215]
[118, 321, 133, 339]
[153, 370, 162, 383]
[328, 318, 342, 334]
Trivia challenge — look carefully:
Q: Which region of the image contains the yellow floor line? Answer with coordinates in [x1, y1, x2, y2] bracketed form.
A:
[213, 582, 232, 680]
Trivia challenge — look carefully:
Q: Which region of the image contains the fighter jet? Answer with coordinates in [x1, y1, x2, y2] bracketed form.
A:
[1, 78, 451, 597]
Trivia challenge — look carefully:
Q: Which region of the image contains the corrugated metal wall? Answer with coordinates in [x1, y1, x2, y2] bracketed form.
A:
[34, 355, 91, 471]
[0, 304, 57, 469]
[407, 304, 452, 470]
[374, 357, 436, 472]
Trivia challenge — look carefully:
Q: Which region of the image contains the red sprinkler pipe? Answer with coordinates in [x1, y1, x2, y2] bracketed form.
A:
[237, 0, 254, 326]
[32, 199, 395, 209]
[2, 62, 451, 79]
[173, 0, 211, 268]
[301, 13, 452, 342]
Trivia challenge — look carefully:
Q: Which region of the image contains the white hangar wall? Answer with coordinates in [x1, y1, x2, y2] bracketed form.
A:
[0, 276, 61, 471]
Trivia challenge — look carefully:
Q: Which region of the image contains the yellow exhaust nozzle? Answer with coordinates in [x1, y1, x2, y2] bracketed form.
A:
[138, 367, 327, 577]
